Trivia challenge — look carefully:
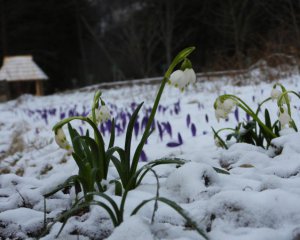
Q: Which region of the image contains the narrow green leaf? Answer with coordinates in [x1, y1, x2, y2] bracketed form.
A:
[124, 102, 144, 170]
[108, 118, 116, 149]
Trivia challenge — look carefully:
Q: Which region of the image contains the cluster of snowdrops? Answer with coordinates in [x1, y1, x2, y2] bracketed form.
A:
[43, 46, 299, 239]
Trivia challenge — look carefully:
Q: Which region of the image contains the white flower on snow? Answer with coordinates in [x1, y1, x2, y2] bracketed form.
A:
[278, 107, 291, 128]
[169, 68, 196, 91]
[55, 128, 73, 151]
[214, 98, 236, 121]
[215, 108, 228, 122]
[222, 99, 236, 113]
[95, 105, 111, 123]
[271, 88, 282, 101]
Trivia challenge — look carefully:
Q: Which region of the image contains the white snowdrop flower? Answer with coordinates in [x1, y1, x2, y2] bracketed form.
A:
[214, 98, 235, 121]
[215, 108, 228, 122]
[55, 128, 72, 151]
[96, 105, 111, 123]
[184, 68, 196, 85]
[222, 99, 236, 113]
[169, 70, 186, 90]
[169, 67, 196, 91]
[278, 107, 291, 128]
[271, 88, 281, 101]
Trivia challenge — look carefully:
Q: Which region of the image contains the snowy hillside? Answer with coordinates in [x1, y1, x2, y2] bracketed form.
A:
[1, 75, 300, 240]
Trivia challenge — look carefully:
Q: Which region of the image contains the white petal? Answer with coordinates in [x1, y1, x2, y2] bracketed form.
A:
[271, 88, 281, 100]
[215, 108, 228, 121]
[184, 68, 196, 85]
[278, 107, 291, 127]
[222, 99, 236, 113]
[169, 70, 185, 88]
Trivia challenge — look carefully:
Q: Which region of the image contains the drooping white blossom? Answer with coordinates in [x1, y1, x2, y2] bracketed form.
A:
[169, 68, 196, 91]
[271, 88, 282, 101]
[278, 107, 291, 128]
[222, 99, 236, 113]
[214, 98, 236, 121]
[215, 108, 228, 122]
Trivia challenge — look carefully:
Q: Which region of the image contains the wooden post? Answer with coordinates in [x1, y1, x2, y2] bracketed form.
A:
[35, 80, 43, 96]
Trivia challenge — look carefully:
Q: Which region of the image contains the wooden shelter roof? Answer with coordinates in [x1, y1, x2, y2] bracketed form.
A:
[0, 55, 48, 82]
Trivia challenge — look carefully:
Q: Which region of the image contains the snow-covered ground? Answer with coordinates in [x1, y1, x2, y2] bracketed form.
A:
[1, 75, 300, 239]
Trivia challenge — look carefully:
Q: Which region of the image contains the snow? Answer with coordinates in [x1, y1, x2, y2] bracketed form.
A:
[1, 74, 300, 239]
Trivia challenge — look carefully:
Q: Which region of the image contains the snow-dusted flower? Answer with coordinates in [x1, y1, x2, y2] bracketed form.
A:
[215, 108, 227, 121]
[214, 98, 236, 121]
[222, 99, 236, 113]
[278, 107, 291, 128]
[169, 68, 196, 91]
[55, 128, 72, 151]
[95, 105, 111, 123]
[271, 88, 281, 101]
[88, 105, 111, 124]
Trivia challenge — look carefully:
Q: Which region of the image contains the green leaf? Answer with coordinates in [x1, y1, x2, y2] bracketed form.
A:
[264, 109, 271, 129]
[124, 102, 144, 171]
[108, 118, 116, 149]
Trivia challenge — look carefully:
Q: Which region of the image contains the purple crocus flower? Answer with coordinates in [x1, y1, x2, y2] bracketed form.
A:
[40, 109, 48, 124]
[140, 150, 147, 162]
[167, 133, 183, 147]
[106, 120, 113, 132]
[48, 108, 56, 116]
[162, 122, 172, 138]
[234, 108, 239, 122]
[79, 126, 84, 136]
[186, 114, 191, 128]
[141, 116, 149, 131]
[205, 114, 209, 123]
[100, 123, 106, 136]
[191, 123, 196, 137]
[131, 102, 137, 111]
[60, 112, 65, 120]
[134, 121, 139, 138]
[246, 113, 250, 122]
[174, 101, 181, 115]
[157, 121, 163, 140]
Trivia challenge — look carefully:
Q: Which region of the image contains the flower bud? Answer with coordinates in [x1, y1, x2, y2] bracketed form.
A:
[55, 128, 72, 151]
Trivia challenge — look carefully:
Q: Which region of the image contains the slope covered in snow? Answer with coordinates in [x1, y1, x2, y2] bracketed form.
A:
[1, 75, 300, 239]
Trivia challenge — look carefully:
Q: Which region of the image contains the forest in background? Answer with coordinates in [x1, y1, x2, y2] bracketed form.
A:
[0, 0, 300, 92]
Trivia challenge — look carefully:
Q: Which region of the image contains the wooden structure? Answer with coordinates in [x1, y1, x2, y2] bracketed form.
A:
[0, 55, 48, 100]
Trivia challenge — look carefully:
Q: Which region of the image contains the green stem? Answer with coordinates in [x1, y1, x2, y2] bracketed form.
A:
[129, 47, 195, 183]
